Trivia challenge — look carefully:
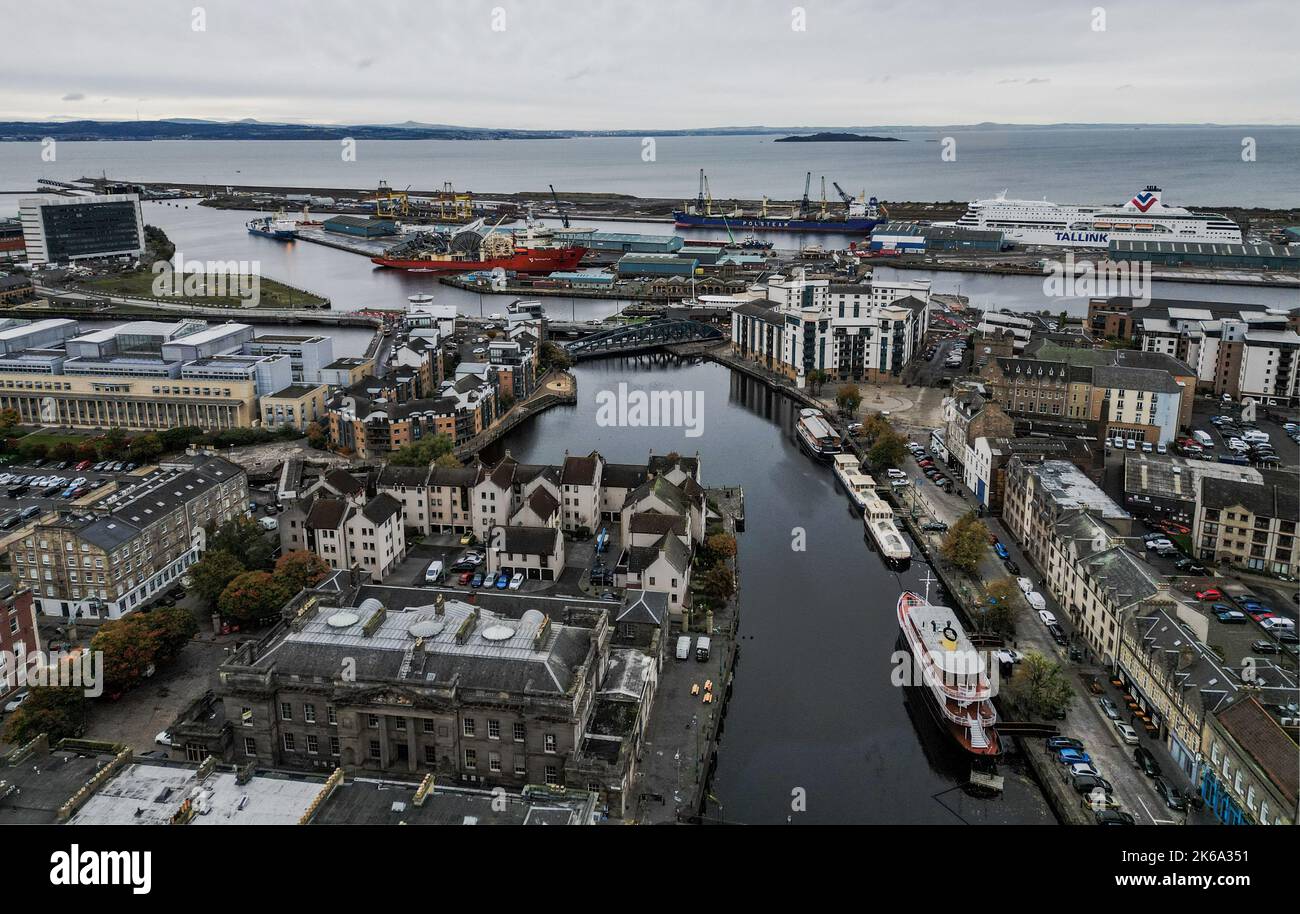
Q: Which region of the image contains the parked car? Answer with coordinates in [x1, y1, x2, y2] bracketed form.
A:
[458, 571, 473, 585]
[1072, 773, 1114, 795]
[1094, 809, 1136, 825]
[1098, 697, 1120, 720]
[1055, 748, 1092, 766]
[1134, 745, 1162, 778]
[921, 521, 948, 532]
[509, 572, 525, 590]
[1250, 639, 1280, 654]
[1195, 588, 1222, 600]
[1016, 577, 1033, 594]
[993, 542, 1009, 560]
[1113, 721, 1140, 745]
[1152, 777, 1187, 811]
[1048, 623, 1068, 645]
[1002, 558, 1021, 575]
[470, 572, 484, 588]
[1045, 736, 1084, 751]
[3, 691, 28, 714]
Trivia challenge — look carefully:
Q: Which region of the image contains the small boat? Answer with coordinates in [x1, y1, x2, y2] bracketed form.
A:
[795, 408, 841, 459]
[863, 491, 911, 563]
[831, 454, 875, 510]
[898, 585, 1000, 756]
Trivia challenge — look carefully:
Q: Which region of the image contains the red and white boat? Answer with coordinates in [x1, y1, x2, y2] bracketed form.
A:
[897, 588, 1001, 756]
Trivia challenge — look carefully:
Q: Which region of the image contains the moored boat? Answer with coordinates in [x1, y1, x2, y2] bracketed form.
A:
[863, 491, 911, 563]
[897, 588, 1001, 756]
[795, 408, 842, 459]
[831, 453, 874, 510]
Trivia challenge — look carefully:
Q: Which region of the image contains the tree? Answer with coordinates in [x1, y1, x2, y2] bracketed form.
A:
[99, 428, 128, 459]
[539, 341, 573, 371]
[434, 451, 462, 469]
[0, 408, 19, 432]
[868, 429, 907, 469]
[51, 441, 78, 463]
[91, 615, 161, 693]
[274, 550, 331, 594]
[704, 532, 737, 563]
[973, 578, 1019, 636]
[1002, 650, 1074, 720]
[18, 440, 47, 461]
[305, 420, 329, 450]
[806, 369, 828, 395]
[389, 433, 454, 467]
[941, 511, 989, 573]
[208, 516, 274, 571]
[698, 564, 735, 605]
[188, 549, 247, 609]
[75, 441, 99, 462]
[128, 433, 164, 463]
[149, 603, 199, 661]
[219, 571, 291, 624]
[1, 687, 87, 744]
[834, 384, 862, 416]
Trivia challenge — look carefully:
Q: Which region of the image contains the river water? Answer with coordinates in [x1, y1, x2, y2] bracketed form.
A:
[483, 356, 1051, 824]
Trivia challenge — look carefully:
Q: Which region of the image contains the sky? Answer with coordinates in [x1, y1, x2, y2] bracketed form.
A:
[2, 0, 1297, 128]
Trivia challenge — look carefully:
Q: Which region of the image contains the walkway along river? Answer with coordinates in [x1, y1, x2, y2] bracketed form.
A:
[483, 354, 1054, 824]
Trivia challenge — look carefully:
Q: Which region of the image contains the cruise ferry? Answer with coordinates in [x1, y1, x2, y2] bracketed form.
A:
[897, 587, 1000, 756]
[247, 214, 298, 240]
[863, 491, 911, 564]
[945, 185, 1241, 248]
[795, 408, 842, 459]
[831, 453, 875, 510]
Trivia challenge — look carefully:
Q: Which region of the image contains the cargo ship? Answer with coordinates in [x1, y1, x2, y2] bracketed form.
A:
[371, 221, 585, 273]
[247, 214, 298, 240]
[795, 408, 842, 459]
[897, 584, 1000, 756]
[674, 170, 886, 234]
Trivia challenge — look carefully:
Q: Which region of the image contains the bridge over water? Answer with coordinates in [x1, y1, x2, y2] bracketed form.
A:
[562, 317, 724, 361]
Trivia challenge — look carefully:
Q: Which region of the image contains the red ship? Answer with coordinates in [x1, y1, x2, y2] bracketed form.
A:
[371, 245, 586, 274]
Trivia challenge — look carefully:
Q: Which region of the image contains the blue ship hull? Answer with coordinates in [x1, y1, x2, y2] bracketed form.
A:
[248, 226, 297, 240]
[673, 211, 883, 234]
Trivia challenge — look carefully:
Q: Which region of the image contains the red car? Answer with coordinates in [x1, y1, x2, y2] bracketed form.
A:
[458, 571, 473, 585]
[1195, 588, 1222, 600]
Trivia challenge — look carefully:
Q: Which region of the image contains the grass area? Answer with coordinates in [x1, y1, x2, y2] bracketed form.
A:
[81, 269, 328, 309]
[8, 429, 95, 448]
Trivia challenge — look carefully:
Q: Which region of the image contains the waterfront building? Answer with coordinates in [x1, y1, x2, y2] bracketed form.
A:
[6, 456, 248, 619]
[18, 193, 145, 265]
[243, 334, 335, 385]
[280, 492, 406, 583]
[323, 215, 397, 237]
[729, 272, 932, 386]
[614, 254, 698, 277]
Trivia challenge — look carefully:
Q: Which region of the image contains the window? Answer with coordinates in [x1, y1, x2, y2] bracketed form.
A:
[464, 748, 477, 769]
[304, 703, 316, 724]
[280, 702, 293, 721]
[514, 758, 527, 777]
[327, 705, 337, 725]
[306, 734, 319, 755]
[544, 764, 559, 785]
[422, 719, 435, 734]
[244, 737, 257, 756]
[241, 706, 253, 727]
[368, 714, 379, 729]
[369, 740, 382, 760]
[489, 751, 501, 773]
[283, 733, 295, 752]
[330, 736, 340, 756]
[544, 733, 557, 754]
[463, 718, 476, 737]
[425, 746, 437, 765]
[513, 722, 525, 742]
[488, 719, 501, 740]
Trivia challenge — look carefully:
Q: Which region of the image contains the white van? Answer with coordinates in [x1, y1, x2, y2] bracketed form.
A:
[1192, 430, 1213, 447]
[695, 636, 711, 662]
[1026, 591, 1047, 611]
[424, 560, 444, 584]
[675, 635, 692, 660]
[258, 516, 278, 531]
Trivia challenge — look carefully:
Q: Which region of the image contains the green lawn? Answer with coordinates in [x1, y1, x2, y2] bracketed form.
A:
[81, 270, 328, 309]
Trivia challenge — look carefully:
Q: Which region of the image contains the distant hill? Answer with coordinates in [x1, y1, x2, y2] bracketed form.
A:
[775, 132, 903, 143]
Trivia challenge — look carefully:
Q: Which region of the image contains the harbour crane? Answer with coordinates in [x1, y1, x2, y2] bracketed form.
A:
[799, 171, 812, 216]
[549, 184, 570, 229]
[832, 181, 856, 212]
[695, 168, 706, 214]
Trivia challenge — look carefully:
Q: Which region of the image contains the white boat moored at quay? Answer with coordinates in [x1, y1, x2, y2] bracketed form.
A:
[831, 453, 875, 510]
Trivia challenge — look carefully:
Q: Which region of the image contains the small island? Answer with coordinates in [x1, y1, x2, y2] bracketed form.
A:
[775, 132, 903, 142]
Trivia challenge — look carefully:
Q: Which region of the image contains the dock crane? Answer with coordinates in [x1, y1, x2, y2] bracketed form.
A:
[549, 184, 570, 229]
[798, 171, 812, 216]
[832, 181, 856, 212]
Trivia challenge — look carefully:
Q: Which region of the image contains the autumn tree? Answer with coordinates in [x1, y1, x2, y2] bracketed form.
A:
[1, 687, 87, 744]
[219, 571, 291, 624]
[128, 433, 164, 463]
[941, 511, 989, 573]
[91, 614, 162, 693]
[698, 564, 735, 605]
[834, 384, 862, 416]
[208, 516, 274, 571]
[1001, 651, 1074, 720]
[189, 549, 247, 609]
[274, 550, 331, 594]
[149, 603, 199, 661]
[305, 421, 329, 450]
[704, 532, 737, 563]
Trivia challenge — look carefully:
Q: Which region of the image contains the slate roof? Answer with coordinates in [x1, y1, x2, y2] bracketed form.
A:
[525, 487, 559, 522]
[602, 463, 649, 490]
[561, 452, 600, 486]
[360, 493, 402, 526]
[629, 511, 687, 537]
[1201, 473, 1300, 520]
[322, 468, 365, 496]
[305, 498, 351, 530]
[500, 525, 560, 556]
[615, 590, 669, 626]
[1215, 696, 1299, 809]
[377, 465, 431, 488]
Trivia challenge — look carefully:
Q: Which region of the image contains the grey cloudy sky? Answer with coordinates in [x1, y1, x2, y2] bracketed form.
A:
[3, 0, 1297, 127]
